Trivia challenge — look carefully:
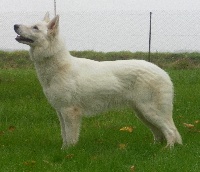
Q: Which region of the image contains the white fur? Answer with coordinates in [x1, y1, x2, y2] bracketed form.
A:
[14, 13, 182, 149]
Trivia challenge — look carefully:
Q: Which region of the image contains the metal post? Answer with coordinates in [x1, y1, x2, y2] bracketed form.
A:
[148, 12, 152, 62]
[54, 0, 57, 16]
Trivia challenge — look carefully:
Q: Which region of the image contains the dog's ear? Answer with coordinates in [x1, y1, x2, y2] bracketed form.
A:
[47, 15, 59, 36]
[43, 12, 50, 23]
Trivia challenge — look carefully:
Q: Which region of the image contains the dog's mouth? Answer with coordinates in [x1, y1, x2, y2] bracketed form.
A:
[15, 35, 34, 43]
[14, 24, 34, 44]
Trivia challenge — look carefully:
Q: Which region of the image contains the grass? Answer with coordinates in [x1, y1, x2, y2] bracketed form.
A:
[1, 50, 200, 69]
[0, 51, 200, 171]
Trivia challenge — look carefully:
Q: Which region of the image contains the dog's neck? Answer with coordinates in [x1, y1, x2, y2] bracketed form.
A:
[29, 36, 69, 61]
[29, 42, 71, 88]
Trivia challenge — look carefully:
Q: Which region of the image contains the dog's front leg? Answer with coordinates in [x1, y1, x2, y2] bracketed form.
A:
[56, 111, 67, 147]
[60, 106, 82, 149]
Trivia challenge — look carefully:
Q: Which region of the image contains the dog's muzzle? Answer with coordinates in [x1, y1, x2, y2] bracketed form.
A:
[14, 24, 34, 43]
[14, 24, 20, 32]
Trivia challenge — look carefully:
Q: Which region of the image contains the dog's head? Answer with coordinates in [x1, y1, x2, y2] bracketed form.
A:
[14, 12, 59, 47]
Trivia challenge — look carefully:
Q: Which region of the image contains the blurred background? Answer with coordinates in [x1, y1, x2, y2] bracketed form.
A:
[1, 0, 200, 52]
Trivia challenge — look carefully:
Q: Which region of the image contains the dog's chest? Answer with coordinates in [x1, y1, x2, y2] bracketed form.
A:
[36, 69, 75, 109]
[43, 81, 74, 109]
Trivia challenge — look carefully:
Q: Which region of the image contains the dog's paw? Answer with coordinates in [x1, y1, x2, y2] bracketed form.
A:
[61, 143, 68, 150]
[61, 142, 75, 150]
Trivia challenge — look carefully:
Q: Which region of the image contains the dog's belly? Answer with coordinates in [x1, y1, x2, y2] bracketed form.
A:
[43, 79, 129, 116]
[79, 93, 128, 116]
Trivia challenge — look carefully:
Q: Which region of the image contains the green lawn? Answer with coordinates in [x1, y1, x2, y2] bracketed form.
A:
[0, 69, 200, 172]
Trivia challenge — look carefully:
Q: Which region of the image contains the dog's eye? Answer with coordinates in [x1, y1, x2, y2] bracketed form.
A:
[33, 26, 39, 30]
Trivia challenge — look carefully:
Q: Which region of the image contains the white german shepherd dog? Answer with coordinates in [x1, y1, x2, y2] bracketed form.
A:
[14, 13, 182, 149]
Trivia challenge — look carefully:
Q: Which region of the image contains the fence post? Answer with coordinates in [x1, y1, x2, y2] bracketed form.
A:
[54, 0, 57, 16]
[148, 12, 152, 62]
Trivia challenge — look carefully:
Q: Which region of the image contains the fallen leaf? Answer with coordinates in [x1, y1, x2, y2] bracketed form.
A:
[8, 126, 16, 132]
[24, 160, 36, 166]
[183, 123, 194, 129]
[130, 165, 135, 172]
[43, 160, 53, 166]
[119, 143, 126, 150]
[120, 126, 134, 133]
[0, 131, 4, 136]
[43, 160, 50, 164]
[65, 154, 74, 159]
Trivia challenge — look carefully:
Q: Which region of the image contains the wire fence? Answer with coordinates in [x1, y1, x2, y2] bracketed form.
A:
[0, 11, 200, 53]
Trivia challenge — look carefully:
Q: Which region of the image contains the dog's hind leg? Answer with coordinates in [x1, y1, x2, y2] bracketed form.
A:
[133, 109, 165, 143]
[59, 106, 82, 149]
[129, 76, 182, 147]
[133, 101, 182, 148]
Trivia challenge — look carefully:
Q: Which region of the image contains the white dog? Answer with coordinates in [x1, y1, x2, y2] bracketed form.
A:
[14, 13, 182, 149]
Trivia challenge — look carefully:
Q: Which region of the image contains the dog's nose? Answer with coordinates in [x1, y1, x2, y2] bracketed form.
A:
[14, 24, 19, 31]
